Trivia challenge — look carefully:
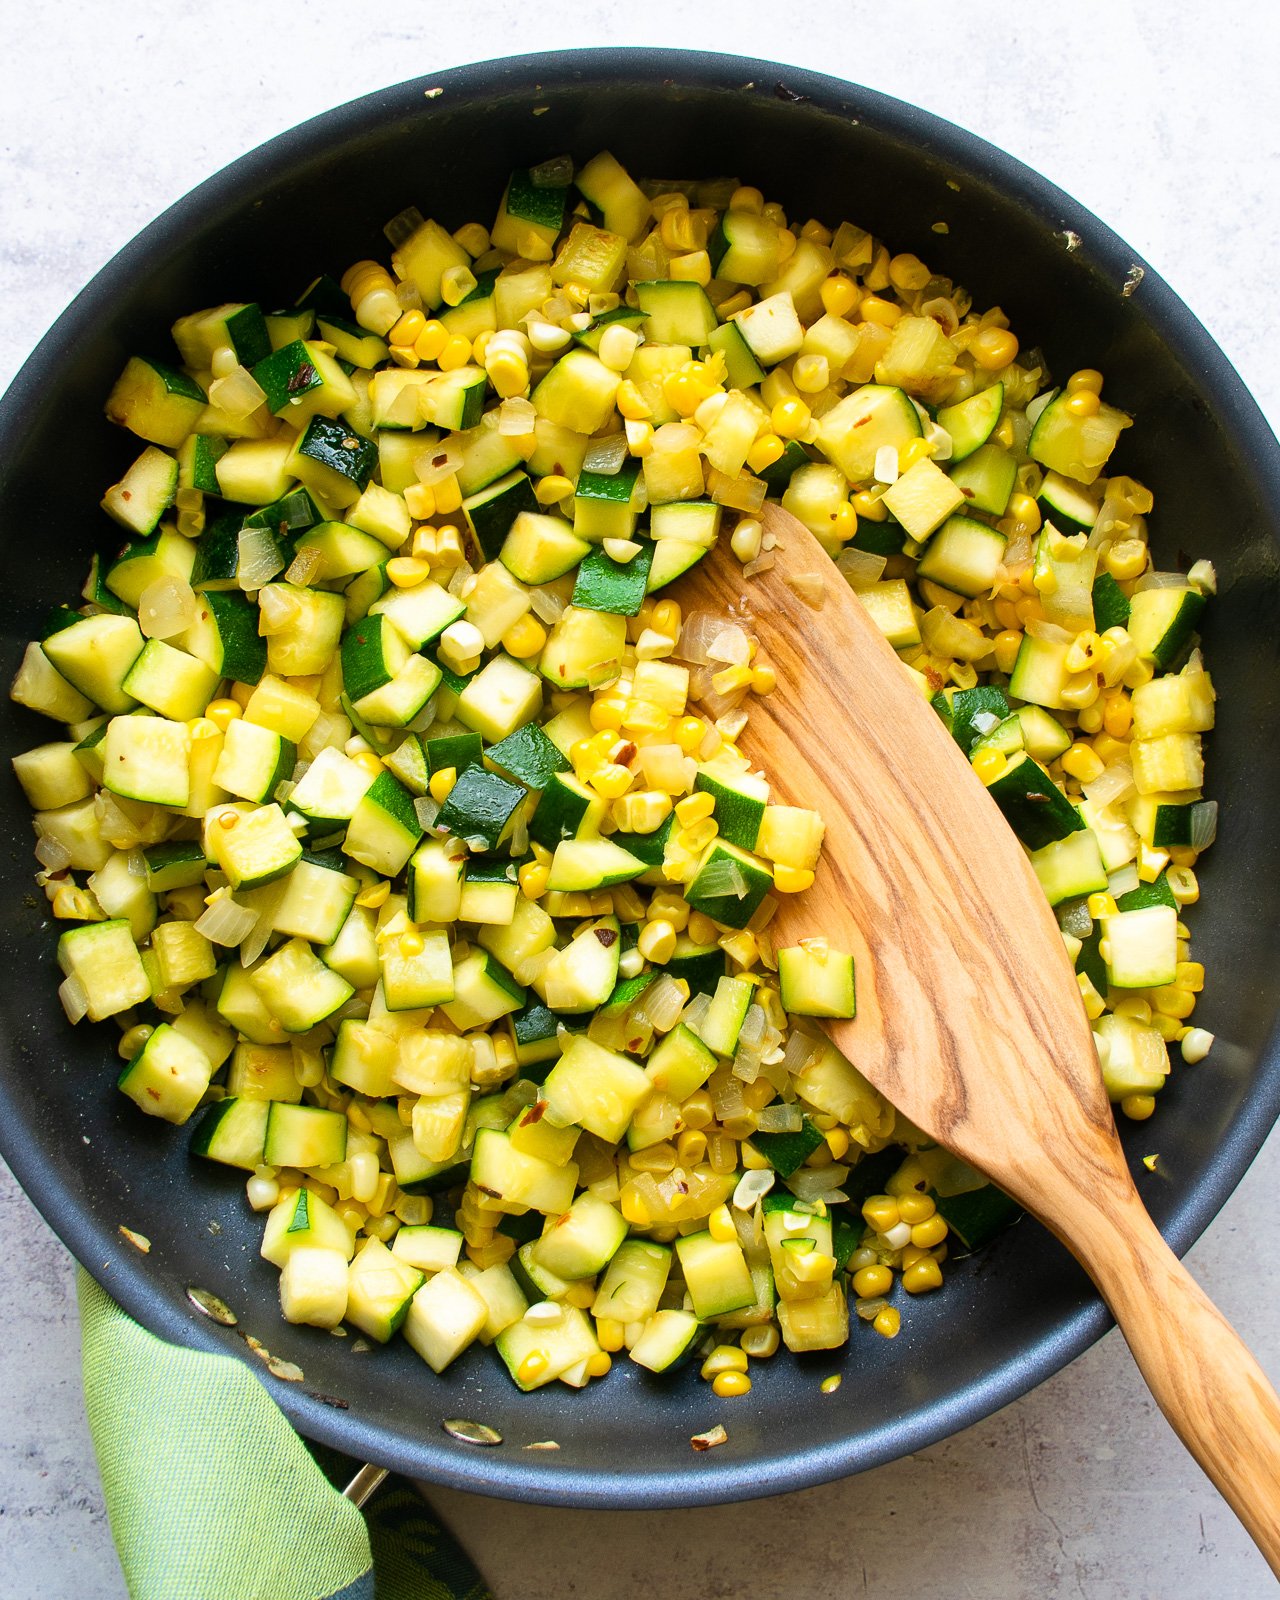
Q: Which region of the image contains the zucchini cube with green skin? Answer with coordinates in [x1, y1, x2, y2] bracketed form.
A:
[675, 1231, 756, 1319]
[151, 919, 217, 991]
[684, 840, 774, 930]
[43, 614, 145, 714]
[368, 579, 465, 651]
[571, 542, 654, 617]
[263, 1101, 349, 1170]
[778, 1283, 849, 1353]
[214, 437, 296, 505]
[930, 684, 1011, 756]
[216, 962, 286, 1044]
[541, 1035, 651, 1144]
[575, 151, 651, 242]
[57, 920, 150, 1023]
[643, 1023, 717, 1101]
[815, 383, 921, 482]
[11, 741, 95, 812]
[698, 976, 755, 1056]
[468, 1263, 530, 1344]
[936, 382, 1004, 462]
[260, 1186, 354, 1267]
[225, 1042, 302, 1103]
[750, 1115, 827, 1177]
[857, 580, 921, 650]
[983, 753, 1084, 851]
[778, 945, 857, 1019]
[404, 1269, 489, 1373]
[122, 639, 220, 722]
[533, 349, 621, 435]
[628, 1309, 702, 1374]
[1127, 586, 1207, 669]
[462, 470, 539, 562]
[441, 950, 525, 1032]
[551, 221, 628, 295]
[485, 722, 570, 793]
[546, 837, 646, 891]
[470, 1128, 579, 1216]
[538, 606, 627, 692]
[694, 759, 769, 851]
[508, 1103, 579, 1166]
[393, 216, 472, 308]
[457, 653, 543, 744]
[1028, 392, 1132, 485]
[272, 857, 359, 945]
[507, 1000, 563, 1069]
[572, 461, 641, 542]
[249, 937, 354, 1033]
[105, 356, 207, 448]
[1100, 904, 1178, 989]
[11, 641, 95, 724]
[190, 1096, 270, 1171]
[915, 515, 1008, 598]
[287, 748, 375, 834]
[103, 716, 191, 808]
[1095, 1012, 1171, 1102]
[392, 1225, 465, 1275]
[540, 918, 621, 1014]
[947, 437, 1017, 517]
[591, 1239, 672, 1324]
[106, 529, 196, 609]
[251, 339, 355, 422]
[500, 511, 592, 585]
[408, 838, 465, 924]
[343, 770, 423, 877]
[647, 538, 708, 593]
[118, 1023, 214, 1125]
[492, 168, 568, 253]
[437, 766, 526, 852]
[346, 1236, 425, 1344]
[880, 456, 966, 541]
[100, 445, 179, 535]
[329, 1018, 399, 1098]
[1030, 830, 1109, 907]
[211, 716, 294, 804]
[181, 590, 267, 686]
[458, 860, 520, 926]
[288, 415, 377, 509]
[530, 1193, 628, 1281]
[528, 771, 606, 850]
[207, 802, 302, 889]
[381, 928, 454, 1011]
[496, 1304, 601, 1391]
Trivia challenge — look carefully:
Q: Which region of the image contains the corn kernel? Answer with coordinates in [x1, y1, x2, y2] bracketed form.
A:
[873, 1306, 902, 1339]
[910, 1215, 949, 1249]
[1061, 743, 1105, 784]
[772, 864, 814, 893]
[687, 911, 719, 946]
[701, 1343, 750, 1380]
[637, 918, 677, 964]
[1102, 692, 1133, 738]
[751, 664, 777, 696]
[771, 397, 812, 439]
[711, 1371, 752, 1398]
[1105, 539, 1148, 581]
[971, 325, 1019, 370]
[387, 556, 430, 588]
[535, 474, 574, 507]
[730, 186, 764, 213]
[487, 350, 530, 399]
[429, 767, 457, 803]
[902, 1257, 944, 1294]
[352, 751, 384, 778]
[670, 249, 712, 286]
[403, 483, 436, 520]
[206, 698, 242, 731]
[437, 335, 473, 371]
[862, 1194, 900, 1234]
[517, 1351, 550, 1384]
[440, 264, 477, 308]
[746, 433, 785, 474]
[793, 354, 830, 394]
[852, 1264, 893, 1299]
[820, 274, 859, 318]
[389, 309, 427, 346]
[398, 931, 425, 959]
[590, 763, 634, 800]
[1065, 389, 1101, 418]
[355, 879, 390, 909]
[675, 792, 715, 826]
[1121, 1092, 1157, 1121]
[433, 474, 463, 515]
[860, 295, 902, 328]
[518, 861, 549, 900]
[414, 320, 449, 362]
[501, 614, 547, 659]
[1067, 368, 1104, 395]
[971, 747, 1007, 785]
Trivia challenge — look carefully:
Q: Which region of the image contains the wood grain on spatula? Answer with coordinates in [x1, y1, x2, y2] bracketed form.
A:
[679, 502, 1280, 1572]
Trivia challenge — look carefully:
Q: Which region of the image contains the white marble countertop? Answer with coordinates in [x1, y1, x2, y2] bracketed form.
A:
[3, 4, 1279, 1596]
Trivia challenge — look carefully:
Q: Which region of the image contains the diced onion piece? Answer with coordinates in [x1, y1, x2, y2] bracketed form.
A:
[873, 445, 900, 484]
[1132, 569, 1191, 593]
[58, 973, 89, 1024]
[756, 1102, 803, 1134]
[530, 587, 566, 625]
[707, 624, 751, 666]
[530, 154, 574, 187]
[34, 829, 72, 872]
[835, 546, 887, 592]
[583, 433, 629, 474]
[787, 1164, 850, 1201]
[680, 992, 713, 1034]
[1025, 618, 1074, 645]
[695, 856, 748, 901]
[733, 1168, 776, 1210]
[238, 529, 287, 594]
[498, 397, 537, 436]
[1057, 899, 1094, 939]
[384, 205, 425, 249]
[413, 440, 465, 485]
[742, 553, 776, 578]
[208, 365, 267, 421]
[195, 894, 261, 948]
[138, 575, 198, 639]
[1190, 800, 1218, 850]
[1082, 762, 1135, 809]
[299, 711, 349, 763]
[631, 975, 685, 1034]
[285, 545, 325, 588]
[675, 611, 727, 665]
[1107, 863, 1140, 897]
[1025, 387, 1060, 427]
[707, 468, 766, 512]
[785, 573, 827, 610]
[414, 796, 442, 831]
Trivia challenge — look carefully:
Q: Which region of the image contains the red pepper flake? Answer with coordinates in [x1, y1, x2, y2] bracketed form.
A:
[287, 364, 316, 393]
[594, 926, 618, 947]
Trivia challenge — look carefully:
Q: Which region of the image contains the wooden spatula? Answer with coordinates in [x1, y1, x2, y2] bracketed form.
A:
[679, 501, 1280, 1570]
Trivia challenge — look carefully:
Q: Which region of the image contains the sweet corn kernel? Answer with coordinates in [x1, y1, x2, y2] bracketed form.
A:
[437, 335, 473, 371]
[741, 1324, 781, 1359]
[971, 748, 1007, 785]
[596, 1317, 626, 1353]
[701, 1339, 747, 1375]
[860, 295, 902, 328]
[585, 1351, 613, 1379]
[429, 767, 457, 803]
[990, 630, 1022, 675]
[1065, 390, 1101, 418]
[637, 918, 677, 964]
[398, 931, 425, 959]
[971, 325, 1019, 369]
[820, 274, 859, 318]
[440, 265, 477, 308]
[517, 1351, 550, 1384]
[730, 186, 764, 213]
[751, 664, 777, 696]
[1061, 743, 1105, 784]
[535, 474, 575, 507]
[518, 861, 549, 900]
[711, 1371, 752, 1398]
[873, 1307, 902, 1339]
[1067, 368, 1104, 395]
[772, 864, 814, 893]
[675, 792, 715, 826]
[1105, 539, 1148, 581]
[824, 1126, 850, 1161]
[746, 433, 785, 474]
[502, 614, 547, 659]
[432, 475, 463, 514]
[352, 751, 384, 778]
[862, 1195, 900, 1234]
[793, 354, 830, 394]
[672, 716, 706, 754]
[895, 1191, 935, 1224]
[487, 350, 530, 399]
[771, 397, 812, 439]
[1102, 692, 1133, 738]
[852, 1264, 893, 1299]
[387, 556, 430, 588]
[356, 880, 390, 909]
[902, 1257, 944, 1294]
[590, 763, 634, 800]
[403, 484, 437, 520]
[206, 698, 242, 731]
[389, 309, 427, 346]
[414, 321, 449, 362]
[1121, 1092, 1157, 1121]
[910, 1215, 949, 1249]
[670, 250, 712, 286]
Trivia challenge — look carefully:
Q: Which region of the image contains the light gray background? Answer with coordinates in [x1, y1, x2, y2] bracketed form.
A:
[2, 4, 1278, 1596]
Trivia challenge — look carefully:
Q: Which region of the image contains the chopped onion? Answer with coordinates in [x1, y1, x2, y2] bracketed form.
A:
[1025, 618, 1074, 646]
[138, 575, 198, 639]
[37, 841, 73, 883]
[414, 795, 442, 831]
[1082, 761, 1135, 809]
[1188, 559, 1217, 595]
[1057, 898, 1094, 939]
[208, 365, 267, 421]
[712, 1074, 746, 1121]
[1132, 569, 1189, 593]
[715, 708, 749, 740]
[385, 205, 425, 248]
[632, 974, 685, 1033]
[1107, 863, 1140, 898]
[680, 992, 713, 1035]
[733, 1168, 775, 1211]
[237, 529, 286, 593]
[239, 893, 281, 966]
[787, 1164, 850, 1202]
[731, 1050, 761, 1085]
[835, 546, 887, 592]
[742, 554, 777, 578]
[531, 154, 574, 187]
[58, 973, 89, 1024]
[582, 433, 629, 474]
[756, 1101, 802, 1135]
[693, 855, 748, 901]
[498, 397, 537, 436]
[195, 895, 260, 948]
[413, 439, 465, 485]
[94, 791, 144, 849]
[707, 624, 751, 665]
[675, 611, 726, 665]
[530, 587, 566, 625]
[299, 711, 350, 763]
[447, 563, 477, 599]
[1190, 800, 1219, 850]
[707, 468, 766, 512]
[786, 572, 827, 610]
[873, 445, 900, 484]
[285, 545, 325, 588]
[924, 420, 953, 462]
[782, 1027, 826, 1078]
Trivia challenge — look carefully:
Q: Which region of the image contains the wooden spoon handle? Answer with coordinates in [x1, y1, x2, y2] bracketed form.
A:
[1078, 1191, 1280, 1571]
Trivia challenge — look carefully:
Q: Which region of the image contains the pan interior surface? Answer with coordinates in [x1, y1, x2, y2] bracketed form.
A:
[1, 50, 1278, 1507]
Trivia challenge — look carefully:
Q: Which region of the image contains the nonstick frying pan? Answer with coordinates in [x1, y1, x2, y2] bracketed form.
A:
[1, 49, 1278, 1508]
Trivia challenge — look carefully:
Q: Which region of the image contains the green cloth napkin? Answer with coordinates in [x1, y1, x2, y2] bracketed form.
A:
[79, 1270, 493, 1600]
